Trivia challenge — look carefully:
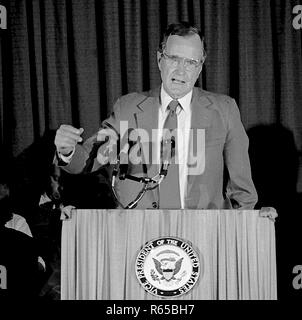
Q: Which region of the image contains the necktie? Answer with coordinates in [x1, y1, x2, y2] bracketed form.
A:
[159, 100, 181, 209]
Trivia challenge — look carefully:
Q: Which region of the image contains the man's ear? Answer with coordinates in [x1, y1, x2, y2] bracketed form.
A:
[198, 64, 203, 77]
[196, 62, 203, 78]
[157, 51, 162, 68]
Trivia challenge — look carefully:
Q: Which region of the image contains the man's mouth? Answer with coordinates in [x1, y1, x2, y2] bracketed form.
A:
[172, 78, 186, 84]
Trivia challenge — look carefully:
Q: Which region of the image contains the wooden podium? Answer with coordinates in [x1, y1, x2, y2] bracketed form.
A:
[61, 209, 277, 300]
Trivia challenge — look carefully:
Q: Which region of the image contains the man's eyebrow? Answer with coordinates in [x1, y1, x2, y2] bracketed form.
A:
[173, 54, 200, 62]
[168, 53, 198, 60]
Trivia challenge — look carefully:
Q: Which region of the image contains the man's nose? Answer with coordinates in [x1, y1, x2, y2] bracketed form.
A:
[176, 59, 186, 73]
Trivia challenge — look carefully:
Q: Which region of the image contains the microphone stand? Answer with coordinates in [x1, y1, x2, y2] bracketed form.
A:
[111, 137, 173, 209]
[111, 159, 169, 209]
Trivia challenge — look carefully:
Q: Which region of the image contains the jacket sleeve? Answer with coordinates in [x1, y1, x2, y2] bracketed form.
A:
[223, 98, 258, 209]
[55, 99, 122, 174]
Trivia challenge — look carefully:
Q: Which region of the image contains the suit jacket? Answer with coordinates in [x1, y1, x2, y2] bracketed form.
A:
[0, 227, 39, 298]
[59, 87, 258, 210]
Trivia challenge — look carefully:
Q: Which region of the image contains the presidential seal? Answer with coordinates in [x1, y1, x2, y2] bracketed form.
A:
[135, 237, 200, 297]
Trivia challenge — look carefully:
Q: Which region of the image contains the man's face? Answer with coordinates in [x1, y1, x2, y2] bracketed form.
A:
[157, 34, 204, 99]
[0, 183, 9, 200]
[0, 183, 11, 219]
[47, 166, 62, 201]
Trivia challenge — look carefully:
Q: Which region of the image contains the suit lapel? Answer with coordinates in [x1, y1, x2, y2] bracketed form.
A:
[133, 88, 160, 178]
[134, 89, 159, 138]
[190, 87, 213, 130]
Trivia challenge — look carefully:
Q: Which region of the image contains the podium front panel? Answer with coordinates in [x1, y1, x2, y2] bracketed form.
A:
[61, 209, 277, 300]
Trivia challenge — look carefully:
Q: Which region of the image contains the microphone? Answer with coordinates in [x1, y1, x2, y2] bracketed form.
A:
[118, 145, 129, 180]
[111, 139, 130, 184]
[160, 136, 175, 177]
[111, 131, 176, 209]
[117, 128, 134, 180]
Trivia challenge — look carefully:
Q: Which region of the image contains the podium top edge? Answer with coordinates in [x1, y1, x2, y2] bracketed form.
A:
[70, 209, 261, 214]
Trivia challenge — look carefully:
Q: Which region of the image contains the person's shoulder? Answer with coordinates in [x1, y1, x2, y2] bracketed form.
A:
[194, 88, 239, 118]
[118, 91, 149, 105]
[0, 227, 33, 244]
[115, 91, 155, 115]
[195, 87, 236, 106]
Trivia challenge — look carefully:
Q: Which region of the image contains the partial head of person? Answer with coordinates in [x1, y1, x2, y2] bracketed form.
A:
[43, 164, 63, 202]
[157, 22, 207, 99]
[0, 177, 13, 227]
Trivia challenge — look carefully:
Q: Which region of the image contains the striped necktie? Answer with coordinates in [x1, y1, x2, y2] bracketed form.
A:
[159, 99, 181, 209]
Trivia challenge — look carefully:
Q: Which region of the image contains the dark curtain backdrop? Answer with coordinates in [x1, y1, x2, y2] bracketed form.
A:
[1, 0, 302, 205]
[1, 0, 302, 299]
[0, 0, 301, 159]
[1, 1, 302, 196]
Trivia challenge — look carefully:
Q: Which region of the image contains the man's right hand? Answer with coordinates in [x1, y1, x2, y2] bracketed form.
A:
[55, 124, 84, 156]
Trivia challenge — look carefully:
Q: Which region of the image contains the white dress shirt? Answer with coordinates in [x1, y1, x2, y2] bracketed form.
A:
[158, 86, 192, 209]
[5, 213, 33, 237]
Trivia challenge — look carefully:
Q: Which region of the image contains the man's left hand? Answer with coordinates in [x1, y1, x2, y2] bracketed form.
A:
[259, 207, 278, 222]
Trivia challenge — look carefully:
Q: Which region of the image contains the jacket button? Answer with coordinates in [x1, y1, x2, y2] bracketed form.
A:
[152, 202, 158, 209]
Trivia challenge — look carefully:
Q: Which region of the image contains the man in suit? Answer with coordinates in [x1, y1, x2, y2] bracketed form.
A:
[0, 179, 40, 298]
[54, 22, 258, 210]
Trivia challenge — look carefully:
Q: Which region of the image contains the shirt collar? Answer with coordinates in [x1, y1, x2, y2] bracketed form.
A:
[160, 85, 192, 114]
